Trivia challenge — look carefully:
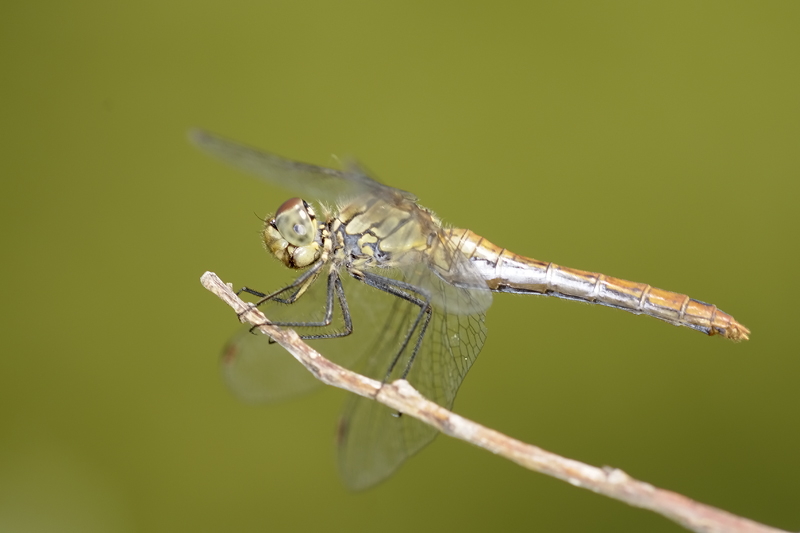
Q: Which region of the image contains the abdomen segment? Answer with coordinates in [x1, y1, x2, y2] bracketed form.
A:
[449, 228, 749, 341]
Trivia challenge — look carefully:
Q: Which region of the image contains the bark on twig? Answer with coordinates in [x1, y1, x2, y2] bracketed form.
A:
[201, 271, 787, 533]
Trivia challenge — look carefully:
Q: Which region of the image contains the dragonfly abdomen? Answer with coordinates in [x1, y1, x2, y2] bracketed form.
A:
[450, 228, 749, 341]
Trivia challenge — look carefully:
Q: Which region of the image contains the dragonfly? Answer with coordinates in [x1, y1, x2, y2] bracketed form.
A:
[191, 129, 750, 490]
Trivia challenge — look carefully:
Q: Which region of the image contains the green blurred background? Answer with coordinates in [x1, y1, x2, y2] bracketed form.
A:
[2, 2, 798, 532]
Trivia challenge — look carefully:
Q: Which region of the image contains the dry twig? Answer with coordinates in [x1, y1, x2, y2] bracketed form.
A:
[201, 271, 787, 533]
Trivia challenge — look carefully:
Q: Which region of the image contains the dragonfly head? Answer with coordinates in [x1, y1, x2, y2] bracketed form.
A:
[263, 197, 323, 269]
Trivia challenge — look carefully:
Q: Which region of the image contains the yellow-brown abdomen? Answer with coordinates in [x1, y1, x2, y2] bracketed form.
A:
[448, 228, 749, 341]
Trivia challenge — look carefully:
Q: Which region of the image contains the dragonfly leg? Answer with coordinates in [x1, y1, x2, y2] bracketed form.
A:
[237, 286, 267, 298]
[358, 272, 433, 383]
[278, 271, 354, 340]
[238, 286, 304, 305]
[399, 304, 433, 381]
[243, 266, 354, 341]
[237, 260, 326, 309]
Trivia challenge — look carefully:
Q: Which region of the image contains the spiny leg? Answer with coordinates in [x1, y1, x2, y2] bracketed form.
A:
[283, 271, 354, 340]
[242, 263, 353, 341]
[237, 259, 325, 308]
[399, 304, 432, 380]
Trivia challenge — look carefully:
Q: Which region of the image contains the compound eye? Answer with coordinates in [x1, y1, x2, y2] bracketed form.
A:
[274, 197, 315, 246]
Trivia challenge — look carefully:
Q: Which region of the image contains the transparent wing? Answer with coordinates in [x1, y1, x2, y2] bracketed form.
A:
[336, 262, 489, 490]
[221, 325, 324, 403]
[190, 129, 415, 204]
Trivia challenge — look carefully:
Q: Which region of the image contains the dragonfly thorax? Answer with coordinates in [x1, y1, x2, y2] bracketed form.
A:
[263, 197, 324, 269]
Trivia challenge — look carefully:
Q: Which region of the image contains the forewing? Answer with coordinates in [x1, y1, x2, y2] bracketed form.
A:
[190, 129, 415, 203]
[336, 264, 489, 490]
